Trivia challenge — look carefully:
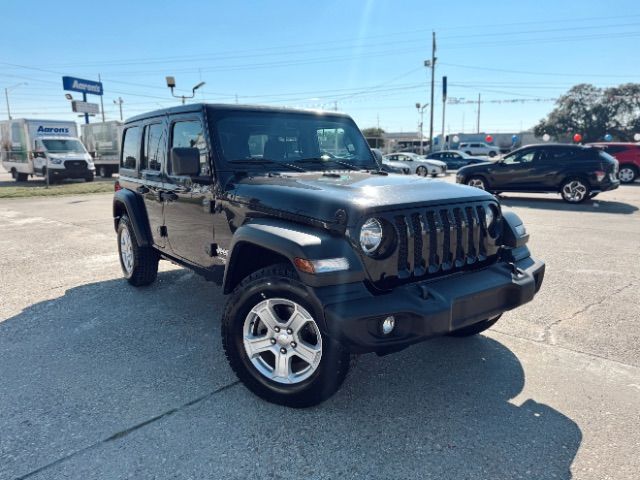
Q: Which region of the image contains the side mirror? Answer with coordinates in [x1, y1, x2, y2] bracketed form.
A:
[170, 147, 200, 176]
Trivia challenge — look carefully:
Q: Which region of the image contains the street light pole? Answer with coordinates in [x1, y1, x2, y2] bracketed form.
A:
[113, 97, 124, 121]
[4, 82, 27, 120]
[416, 102, 428, 154]
[166, 76, 206, 104]
[4, 88, 10, 120]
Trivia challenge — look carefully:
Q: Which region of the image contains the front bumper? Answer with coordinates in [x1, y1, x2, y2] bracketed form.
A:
[317, 255, 544, 353]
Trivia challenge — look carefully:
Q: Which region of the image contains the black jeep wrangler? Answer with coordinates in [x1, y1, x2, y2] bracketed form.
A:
[113, 104, 545, 407]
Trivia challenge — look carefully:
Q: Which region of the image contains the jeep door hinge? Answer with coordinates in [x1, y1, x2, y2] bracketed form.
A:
[159, 226, 168, 237]
[203, 199, 216, 214]
[206, 243, 218, 257]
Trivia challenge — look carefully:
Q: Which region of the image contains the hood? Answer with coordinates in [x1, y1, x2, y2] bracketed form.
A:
[231, 171, 494, 227]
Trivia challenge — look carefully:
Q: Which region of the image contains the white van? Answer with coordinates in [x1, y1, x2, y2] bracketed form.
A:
[81, 121, 122, 178]
[1, 119, 95, 182]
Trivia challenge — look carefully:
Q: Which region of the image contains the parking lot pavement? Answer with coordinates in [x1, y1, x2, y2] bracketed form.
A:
[0, 183, 639, 479]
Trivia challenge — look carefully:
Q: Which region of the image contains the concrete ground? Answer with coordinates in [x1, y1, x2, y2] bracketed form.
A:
[0, 174, 639, 479]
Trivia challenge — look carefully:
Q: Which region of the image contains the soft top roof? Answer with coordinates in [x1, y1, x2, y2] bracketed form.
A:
[125, 103, 352, 125]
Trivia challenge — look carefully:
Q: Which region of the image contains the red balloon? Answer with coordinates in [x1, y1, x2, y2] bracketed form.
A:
[573, 133, 583, 143]
[485, 135, 493, 143]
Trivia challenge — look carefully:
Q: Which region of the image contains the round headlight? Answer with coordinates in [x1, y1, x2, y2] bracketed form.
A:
[360, 218, 383, 254]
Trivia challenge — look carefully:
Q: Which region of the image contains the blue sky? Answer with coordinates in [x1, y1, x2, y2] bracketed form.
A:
[2, 0, 639, 135]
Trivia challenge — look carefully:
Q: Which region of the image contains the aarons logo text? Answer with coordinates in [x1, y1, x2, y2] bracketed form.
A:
[37, 126, 70, 134]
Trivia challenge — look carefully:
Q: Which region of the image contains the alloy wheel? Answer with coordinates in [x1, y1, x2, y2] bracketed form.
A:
[619, 167, 636, 183]
[119, 227, 134, 275]
[562, 180, 587, 202]
[468, 178, 485, 189]
[243, 298, 322, 385]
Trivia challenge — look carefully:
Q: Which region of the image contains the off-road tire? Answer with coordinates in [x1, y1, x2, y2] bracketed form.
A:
[222, 263, 350, 408]
[448, 315, 501, 337]
[85, 173, 95, 182]
[117, 215, 159, 286]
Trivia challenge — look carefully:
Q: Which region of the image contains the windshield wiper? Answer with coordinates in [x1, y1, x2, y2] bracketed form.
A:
[293, 157, 363, 171]
[229, 158, 306, 172]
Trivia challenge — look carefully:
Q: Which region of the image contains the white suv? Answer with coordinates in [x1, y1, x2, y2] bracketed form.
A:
[458, 142, 500, 157]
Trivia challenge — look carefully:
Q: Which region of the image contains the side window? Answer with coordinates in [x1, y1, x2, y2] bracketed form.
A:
[171, 120, 209, 175]
[142, 123, 165, 171]
[121, 126, 141, 170]
[503, 149, 535, 165]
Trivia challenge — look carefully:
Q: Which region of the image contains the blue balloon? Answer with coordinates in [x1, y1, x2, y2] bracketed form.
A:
[604, 134, 613, 141]
[511, 135, 518, 142]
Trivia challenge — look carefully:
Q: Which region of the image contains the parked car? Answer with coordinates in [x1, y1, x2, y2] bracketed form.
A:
[372, 148, 410, 174]
[427, 150, 489, 169]
[113, 103, 544, 407]
[587, 142, 640, 184]
[459, 142, 500, 157]
[382, 152, 446, 176]
[456, 144, 620, 203]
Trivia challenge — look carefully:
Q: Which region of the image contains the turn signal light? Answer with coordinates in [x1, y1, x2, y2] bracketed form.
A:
[594, 170, 606, 182]
[114, 181, 122, 192]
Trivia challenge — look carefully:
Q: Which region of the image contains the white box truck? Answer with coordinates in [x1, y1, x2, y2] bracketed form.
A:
[1, 119, 95, 183]
[81, 120, 122, 178]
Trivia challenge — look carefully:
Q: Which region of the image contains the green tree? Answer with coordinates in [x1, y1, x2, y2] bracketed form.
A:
[534, 83, 640, 142]
[361, 127, 385, 148]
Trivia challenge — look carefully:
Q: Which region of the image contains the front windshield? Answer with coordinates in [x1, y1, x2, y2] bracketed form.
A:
[215, 112, 378, 171]
[42, 139, 86, 154]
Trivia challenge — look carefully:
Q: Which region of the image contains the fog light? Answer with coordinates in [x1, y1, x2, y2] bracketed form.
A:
[381, 316, 395, 335]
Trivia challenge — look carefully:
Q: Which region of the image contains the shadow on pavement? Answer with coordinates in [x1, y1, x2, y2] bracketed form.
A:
[499, 194, 638, 214]
[0, 270, 582, 479]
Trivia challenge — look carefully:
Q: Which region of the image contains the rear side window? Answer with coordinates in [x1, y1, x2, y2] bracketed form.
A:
[171, 120, 209, 175]
[142, 124, 165, 171]
[121, 126, 140, 170]
[547, 148, 578, 161]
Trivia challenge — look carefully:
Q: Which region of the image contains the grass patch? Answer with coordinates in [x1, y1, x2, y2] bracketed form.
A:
[0, 181, 114, 198]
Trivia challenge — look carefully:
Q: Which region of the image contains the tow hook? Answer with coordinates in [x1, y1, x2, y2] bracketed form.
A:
[508, 262, 525, 277]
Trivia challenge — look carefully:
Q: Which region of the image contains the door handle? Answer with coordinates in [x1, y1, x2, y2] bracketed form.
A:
[136, 185, 149, 194]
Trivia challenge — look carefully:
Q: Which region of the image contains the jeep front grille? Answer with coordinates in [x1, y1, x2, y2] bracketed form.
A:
[359, 201, 501, 289]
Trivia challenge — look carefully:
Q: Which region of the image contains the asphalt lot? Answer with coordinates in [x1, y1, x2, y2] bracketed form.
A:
[1, 171, 639, 479]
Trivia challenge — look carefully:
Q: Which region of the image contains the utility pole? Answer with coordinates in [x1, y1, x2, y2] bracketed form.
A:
[477, 93, 481, 133]
[427, 31, 437, 153]
[98, 74, 105, 122]
[441, 75, 447, 151]
[113, 97, 124, 121]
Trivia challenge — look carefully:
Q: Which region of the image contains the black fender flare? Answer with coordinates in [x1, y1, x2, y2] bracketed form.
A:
[223, 218, 365, 293]
[113, 189, 153, 247]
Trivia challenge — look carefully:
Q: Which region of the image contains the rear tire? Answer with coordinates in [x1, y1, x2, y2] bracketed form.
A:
[488, 151, 497, 158]
[117, 215, 159, 286]
[85, 173, 95, 182]
[561, 177, 590, 203]
[16, 172, 28, 182]
[618, 165, 637, 184]
[222, 263, 350, 408]
[448, 315, 501, 337]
